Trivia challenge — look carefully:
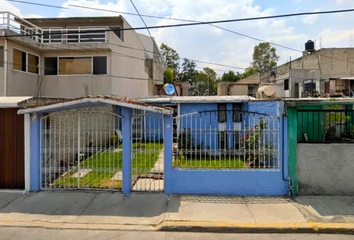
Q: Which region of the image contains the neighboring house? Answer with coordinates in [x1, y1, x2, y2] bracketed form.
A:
[0, 12, 164, 99]
[286, 99, 354, 195]
[266, 42, 354, 98]
[217, 74, 259, 97]
[137, 33, 166, 96]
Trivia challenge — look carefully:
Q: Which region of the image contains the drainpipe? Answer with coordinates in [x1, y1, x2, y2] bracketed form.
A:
[3, 36, 8, 96]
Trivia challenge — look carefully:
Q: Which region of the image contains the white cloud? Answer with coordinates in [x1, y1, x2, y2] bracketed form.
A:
[318, 28, 354, 46]
[0, 0, 23, 17]
[4, 0, 354, 74]
[301, 8, 320, 25]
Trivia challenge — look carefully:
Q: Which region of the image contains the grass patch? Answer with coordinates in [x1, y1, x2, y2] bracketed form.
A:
[173, 155, 245, 169]
[53, 143, 163, 189]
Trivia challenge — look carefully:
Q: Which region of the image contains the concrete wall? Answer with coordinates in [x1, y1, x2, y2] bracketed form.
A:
[217, 81, 232, 96]
[109, 21, 150, 98]
[2, 40, 40, 96]
[169, 169, 287, 195]
[229, 84, 248, 95]
[297, 143, 354, 195]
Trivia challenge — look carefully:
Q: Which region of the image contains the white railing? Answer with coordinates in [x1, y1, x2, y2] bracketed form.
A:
[42, 27, 107, 44]
[0, 12, 43, 43]
[0, 12, 107, 44]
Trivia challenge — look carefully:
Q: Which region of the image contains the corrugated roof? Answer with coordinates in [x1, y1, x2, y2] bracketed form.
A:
[171, 96, 254, 103]
[18, 96, 173, 114]
[0, 97, 32, 108]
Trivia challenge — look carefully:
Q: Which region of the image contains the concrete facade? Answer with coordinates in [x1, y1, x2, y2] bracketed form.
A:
[217, 74, 259, 97]
[271, 48, 354, 97]
[297, 144, 354, 195]
[0, 13, 164, 99]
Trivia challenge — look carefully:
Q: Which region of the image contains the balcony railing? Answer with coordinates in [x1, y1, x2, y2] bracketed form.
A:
[0, 12, 108, 44]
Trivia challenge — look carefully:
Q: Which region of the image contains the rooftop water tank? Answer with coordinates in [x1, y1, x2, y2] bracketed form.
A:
[305, 40, 315, 52]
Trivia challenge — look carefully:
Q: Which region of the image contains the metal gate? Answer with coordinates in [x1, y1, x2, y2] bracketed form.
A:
[131, 113, 164, 192]
[0, 108, 25, 189]
[174, 109, 280, 170]
[40, 111, 123, 190]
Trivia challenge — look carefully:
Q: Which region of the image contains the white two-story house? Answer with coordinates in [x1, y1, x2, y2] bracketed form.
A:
[0, 12, 164, 99]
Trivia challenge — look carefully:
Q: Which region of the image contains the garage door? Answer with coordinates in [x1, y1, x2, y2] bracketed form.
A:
[0, 108, 24, 189]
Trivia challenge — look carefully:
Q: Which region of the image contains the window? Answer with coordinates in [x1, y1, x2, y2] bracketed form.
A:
[284, 79, 289, 90]
[303, 83, 316, 92]
[59, 57, 92, 75]
[248, 86, 256, 97]
[13, 49, 26, 72]
[218, 103, 227, 123]
[28, 53, 39, 74]
[93, 56, 107, 75]
[45, 56, 107, 75]
[0, 46, 3, 67]
[44, 57, 58, 75]
[232, 103, 242, 122]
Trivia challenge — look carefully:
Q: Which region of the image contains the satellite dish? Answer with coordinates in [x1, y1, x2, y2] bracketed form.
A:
[164, 83, 176, 95]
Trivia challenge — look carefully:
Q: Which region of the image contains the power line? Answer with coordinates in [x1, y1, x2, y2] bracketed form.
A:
[5, 8, 354, 37]
[69, 4, 302, 52]
[5, 0, 352, 54]
[129, 0, 152, 38]
[6, 0, 67, 9]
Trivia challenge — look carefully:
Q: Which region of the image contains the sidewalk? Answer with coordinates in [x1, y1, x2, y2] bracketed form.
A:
[0, 191, 353, 233]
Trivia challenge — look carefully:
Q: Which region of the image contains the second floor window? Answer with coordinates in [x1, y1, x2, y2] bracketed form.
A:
[13, 49, 39, 74]
[44, 56, 107, 75]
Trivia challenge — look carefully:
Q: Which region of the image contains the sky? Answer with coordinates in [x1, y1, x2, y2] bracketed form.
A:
[2, 0, 354, 75]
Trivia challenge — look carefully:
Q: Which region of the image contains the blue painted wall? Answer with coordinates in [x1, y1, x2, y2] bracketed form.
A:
[167, 101, 288, 196]
[169, 169, 287, 195]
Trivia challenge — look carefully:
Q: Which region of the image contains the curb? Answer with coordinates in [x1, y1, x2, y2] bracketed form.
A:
[156, 221, 354, 234]
[0, 220, 156, 231]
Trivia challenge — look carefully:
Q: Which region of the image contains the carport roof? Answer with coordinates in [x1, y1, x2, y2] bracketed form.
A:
[17, 96, 174, 115]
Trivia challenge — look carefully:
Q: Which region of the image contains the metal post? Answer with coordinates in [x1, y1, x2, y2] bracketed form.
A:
[77, 112, 81, 188]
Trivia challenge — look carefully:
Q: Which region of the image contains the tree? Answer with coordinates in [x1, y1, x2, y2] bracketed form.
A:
[220, 71, 242, 82]
[251, 42, 279, 82]
[242, 66, 257, 79]
[160, 43, 180, 73]
[164, 68, 174, 84]
[190, 67, 218, 96]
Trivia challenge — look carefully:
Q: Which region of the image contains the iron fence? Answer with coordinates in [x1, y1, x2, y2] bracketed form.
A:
[297, 108, 354, 143]
[173, 110, 280, 169]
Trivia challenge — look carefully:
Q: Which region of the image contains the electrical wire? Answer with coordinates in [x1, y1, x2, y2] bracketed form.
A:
[5, 7, 354, 37]
[129, 0, 152, 38]
[6, 0, 68, 9]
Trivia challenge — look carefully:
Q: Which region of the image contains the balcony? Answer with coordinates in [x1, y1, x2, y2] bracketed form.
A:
[0, 12, 113, 50]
